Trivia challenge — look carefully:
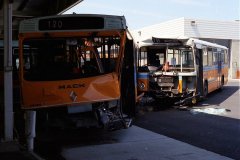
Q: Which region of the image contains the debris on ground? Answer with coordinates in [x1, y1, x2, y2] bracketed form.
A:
[190, 107, 231, 115]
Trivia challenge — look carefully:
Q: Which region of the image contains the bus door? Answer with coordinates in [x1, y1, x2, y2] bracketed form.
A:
[196, 49, 203, 95]
[121, 38, 137, 117]
[217, 50, 222, 88]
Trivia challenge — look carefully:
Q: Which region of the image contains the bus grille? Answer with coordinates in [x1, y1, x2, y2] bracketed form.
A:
[158, 77, 173, 83]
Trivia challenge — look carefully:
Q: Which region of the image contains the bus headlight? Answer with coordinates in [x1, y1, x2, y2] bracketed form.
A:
[138, 82, 145, 90]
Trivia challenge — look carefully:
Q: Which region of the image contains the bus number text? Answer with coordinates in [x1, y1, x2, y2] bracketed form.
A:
[48, 20, 63, 29]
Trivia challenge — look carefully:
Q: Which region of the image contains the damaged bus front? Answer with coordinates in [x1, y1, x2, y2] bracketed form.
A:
[137, 38, 199, 106]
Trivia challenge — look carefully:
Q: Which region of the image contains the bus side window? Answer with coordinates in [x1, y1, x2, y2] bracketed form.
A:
[207, 48, 213, 66]
[24, 57, 31, 70]
[16, 58, 19, 70]
[213, 51, 218, 65]
[0, 54, 3, 71]
[221, 51, 224, 64]
[224, 50, 228, 64]
[203, 49, 208, 66]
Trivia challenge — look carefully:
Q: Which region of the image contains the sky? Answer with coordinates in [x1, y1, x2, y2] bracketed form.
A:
[64, 0, 240, 30]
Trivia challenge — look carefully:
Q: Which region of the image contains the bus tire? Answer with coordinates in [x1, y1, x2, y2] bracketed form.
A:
[203, 81, 208, 99]
[220, 76, 224, 90]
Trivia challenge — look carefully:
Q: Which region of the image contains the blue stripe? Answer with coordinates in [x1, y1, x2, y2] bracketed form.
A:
[203, 64, 228, 71]
[137, 73, 149, 79]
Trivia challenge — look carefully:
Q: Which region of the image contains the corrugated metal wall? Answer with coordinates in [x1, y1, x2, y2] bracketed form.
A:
[231, 40, 240, 79]
[132, 18, 185, 42]
[184, 18, 239, 40]
[133, 18, 239, 41]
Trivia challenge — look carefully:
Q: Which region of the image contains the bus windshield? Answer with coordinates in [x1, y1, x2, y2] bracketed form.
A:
[167, 48, 194, 70]
[138, 46, 195, 72]
[22, 36, 121, 81]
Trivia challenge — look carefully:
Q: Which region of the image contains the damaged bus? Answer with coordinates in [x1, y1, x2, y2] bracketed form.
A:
[18, 14, 137, 130]
[137, 37, 228, 106]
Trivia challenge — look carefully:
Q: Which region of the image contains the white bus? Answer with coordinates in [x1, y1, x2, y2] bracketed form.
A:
[137, 37, 228, 106]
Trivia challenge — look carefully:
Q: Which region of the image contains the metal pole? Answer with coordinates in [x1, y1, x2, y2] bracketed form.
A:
[3, 0, 13, 141]
[25, 111, 36, 151]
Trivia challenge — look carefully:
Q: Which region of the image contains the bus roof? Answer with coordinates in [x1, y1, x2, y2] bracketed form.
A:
[186, 38, 228, 50]
[19, 14, 127, 33]
[138, 37, 228, 50]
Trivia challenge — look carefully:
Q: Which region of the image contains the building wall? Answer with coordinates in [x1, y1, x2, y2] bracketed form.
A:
[184, 18, 239, 40]
[230, 40, 240, 79]
[132, 18, 185, 42]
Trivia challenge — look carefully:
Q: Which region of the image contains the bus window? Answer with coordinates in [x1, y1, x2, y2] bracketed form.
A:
[15, 58, 19, 70]
[182, 50, 194, 67]
[138, 47, 147, 67]
[22, 37, 122, 81]
[208, 48, 213, 66]
[141, 51, 147, 66]
[97, 37, 120, 72]
[158, 53, 165, 65]
[203, 48, 208, 66]
[167, 49, 177, 66]
[221, 50, 225, 64]
[0, 49, 3, 71]
[224, 50, 228, 64]
[213, 48, 218, 65]
[166, 48, 193, 68]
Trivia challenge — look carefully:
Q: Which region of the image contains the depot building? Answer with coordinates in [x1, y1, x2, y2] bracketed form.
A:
[132, 17, 240, 79]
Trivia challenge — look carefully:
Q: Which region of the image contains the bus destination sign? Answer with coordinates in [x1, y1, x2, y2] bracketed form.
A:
[39, 17, 104, 31]
[152, 37, 182, 44]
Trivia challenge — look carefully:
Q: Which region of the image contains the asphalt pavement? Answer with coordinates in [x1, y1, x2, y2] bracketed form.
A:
[61, 125, 233, 160]
[0, 79, 239, 160]
[134, 79, 240, 160]
[0, 141, 39, 160]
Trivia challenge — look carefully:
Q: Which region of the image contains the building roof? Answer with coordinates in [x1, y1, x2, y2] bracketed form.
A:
[0, 0, 83, 39]
[132, 17, 240, 42]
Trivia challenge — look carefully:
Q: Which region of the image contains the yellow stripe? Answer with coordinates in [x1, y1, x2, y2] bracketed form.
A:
[178, 80, 182, 93]
[178, 76, 182, 93]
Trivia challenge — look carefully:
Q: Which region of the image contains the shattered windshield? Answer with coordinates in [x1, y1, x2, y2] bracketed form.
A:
[167, 48, 194, 70]
[22, 37, 121, 81]
[138, 46, 195, 72]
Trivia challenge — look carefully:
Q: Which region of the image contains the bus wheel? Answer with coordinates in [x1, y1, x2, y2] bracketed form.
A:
[203, 81, 208, 99]
[191, 97, 197, 105]
[220, 76, 224, 90]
